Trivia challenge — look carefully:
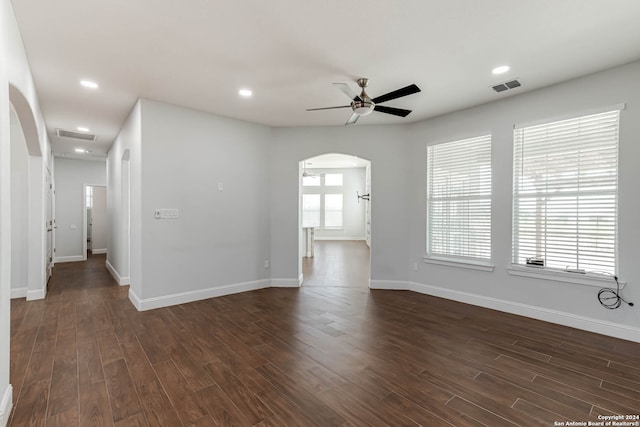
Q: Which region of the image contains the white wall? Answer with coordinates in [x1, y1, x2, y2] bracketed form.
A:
[0, 38, 11, 427]
[270, 125, 410, 286]
[405, 60, 640, 342]
[303, 167, 366, 240]
[53, 157, 106, 261]
[0, 0, 52, 421]
[9, 107, 28, 298]
[107, 101, 141, 289]
[110, 99, 272, 308]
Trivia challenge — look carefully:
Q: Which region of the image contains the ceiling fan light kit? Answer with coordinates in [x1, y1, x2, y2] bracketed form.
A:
[307, 77, 421, 125]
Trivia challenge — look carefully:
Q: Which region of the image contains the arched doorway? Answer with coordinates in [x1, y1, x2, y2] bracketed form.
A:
[8, 85, 48, 300]
[298, 153, 371, 287]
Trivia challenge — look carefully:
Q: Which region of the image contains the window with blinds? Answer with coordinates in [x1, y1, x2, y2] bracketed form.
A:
[302, 194, 321, 227]
[512, 109, 620, 274]
[427, 134, 492, 260]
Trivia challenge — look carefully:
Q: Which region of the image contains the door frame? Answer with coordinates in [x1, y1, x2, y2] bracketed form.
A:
[46, 166, 53, 281]
[82, 184, 106, 260]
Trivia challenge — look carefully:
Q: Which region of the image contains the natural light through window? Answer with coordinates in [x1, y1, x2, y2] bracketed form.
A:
[301, 171, 344, 229]
[302, 175, 320, 186]
[512, 109, 620, 275]
[302, 194, 321, 227]
[324, 173, 343, 186]
[324, 194, 343, 228]
[427, 134, 492, 260]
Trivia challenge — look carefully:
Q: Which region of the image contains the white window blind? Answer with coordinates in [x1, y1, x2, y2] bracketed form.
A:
[512, 109, 619, 274]
[302, 194, 321, 227]
[427, 134, 492, 259]
[324, 194, 343, 228]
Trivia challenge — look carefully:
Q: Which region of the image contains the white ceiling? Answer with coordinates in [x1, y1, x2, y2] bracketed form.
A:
[10, 0, 640, 159]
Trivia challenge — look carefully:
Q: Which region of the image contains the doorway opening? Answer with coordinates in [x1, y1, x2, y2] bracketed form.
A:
[299, 153, 371, 287]
[83, 185, 107, 259]
[8, 84, 47, 301]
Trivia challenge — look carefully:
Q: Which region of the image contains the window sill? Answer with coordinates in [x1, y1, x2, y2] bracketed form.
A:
[506, 265, 624, 288]
[423, 256, 495, 272]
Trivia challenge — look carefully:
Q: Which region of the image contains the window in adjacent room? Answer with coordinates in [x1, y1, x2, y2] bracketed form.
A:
[302, 175, 320, 186]
[302, 194, 321, 227]
[301, 172, 344, 229]
[324, 173, 343, 186]
[324, 194, 343, 228]
[427, 134, 492, 260]
[512, 109, 620, 275]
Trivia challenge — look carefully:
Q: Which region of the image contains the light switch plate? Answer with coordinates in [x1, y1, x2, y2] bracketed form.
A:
[155, 208, 179, 219]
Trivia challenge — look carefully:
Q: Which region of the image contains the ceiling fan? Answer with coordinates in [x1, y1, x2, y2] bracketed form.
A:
[302, 162, 323, 178]
[307, 78, 420, 125]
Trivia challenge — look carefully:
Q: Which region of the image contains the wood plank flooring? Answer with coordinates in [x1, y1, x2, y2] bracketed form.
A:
[9, 253, 640, 426]
[302, 240, 370, 287]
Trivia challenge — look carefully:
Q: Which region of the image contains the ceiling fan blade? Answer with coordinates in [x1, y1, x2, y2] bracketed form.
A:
[306, 105, 351, 111]
[374, 105, 412, 117]
[345, 112, 359, 125]
[333, 83, 362, 102]
[372, 84, 420, 104]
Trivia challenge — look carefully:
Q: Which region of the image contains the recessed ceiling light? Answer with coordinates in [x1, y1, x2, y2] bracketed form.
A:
[80, 80, 99, 89]
[75, 148, 86, 153]
[238, 88, 253, 97]
[77, 126, 90, 132]
[492, 65, 510, 75]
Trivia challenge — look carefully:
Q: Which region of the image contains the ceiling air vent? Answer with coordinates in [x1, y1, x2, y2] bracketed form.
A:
[492, 79, 521, 93]
[56, 128, 96, 141]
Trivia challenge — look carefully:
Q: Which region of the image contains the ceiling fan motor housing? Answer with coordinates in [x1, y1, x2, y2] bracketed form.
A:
[353, 78, 375, 115]
[352, 99, 374, 116]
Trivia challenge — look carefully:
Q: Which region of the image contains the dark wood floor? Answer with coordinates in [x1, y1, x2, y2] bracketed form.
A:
[302, 240, 370, 287]
[9, 254, 640, 426]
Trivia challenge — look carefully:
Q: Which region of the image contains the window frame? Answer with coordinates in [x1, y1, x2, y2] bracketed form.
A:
[425, 134, 494, 267]
[301, 171, 345, 230]
[511, 108, 621, 278]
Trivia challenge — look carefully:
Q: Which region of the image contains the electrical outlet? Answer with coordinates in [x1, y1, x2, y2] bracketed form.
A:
[218, 182, 224, 191]
[264, 260, 270, 269]
[412, 262, 418, 271]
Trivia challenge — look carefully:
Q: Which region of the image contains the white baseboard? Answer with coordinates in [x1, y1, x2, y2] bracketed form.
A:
[128, 288, 142, 311]
[128, 288, 141, 310]
[406, 281, 640, 344]
[129, 279, 272, 311]
[54, 255, 84, 263]
[0, 384, 12, 427]
[367, 279, 640, 343]
[314, 236, 366, 241]
[92, 248, 107, 255]
[369, 279, 409, 290]
[26, 288, 45, 301]
[105, 259, 130, 286]
[10, 287, 27, 299]
[272, 275, 302, 287]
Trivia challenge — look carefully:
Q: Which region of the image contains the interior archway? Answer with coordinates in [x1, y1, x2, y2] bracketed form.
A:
[8, 84, 47, 301]
[9, 104, 29, 298]
[298, 153, 372, 288]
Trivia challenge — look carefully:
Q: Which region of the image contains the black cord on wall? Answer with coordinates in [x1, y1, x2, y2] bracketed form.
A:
[598, 276, 634, 309]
